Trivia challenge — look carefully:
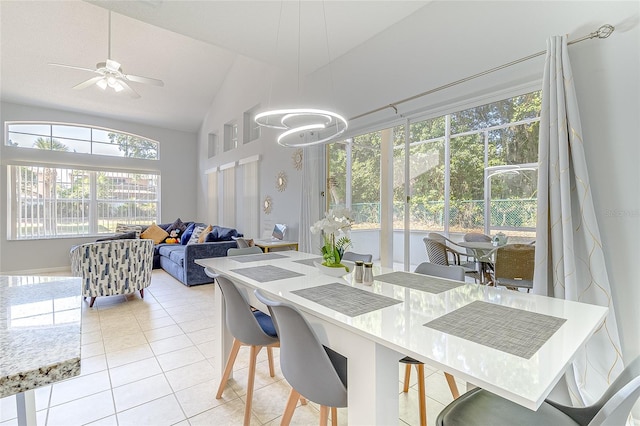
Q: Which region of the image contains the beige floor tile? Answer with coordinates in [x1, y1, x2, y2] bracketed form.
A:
[103, 331, 148, 353]
[46, 390, 115, 426]
[112, 374, 173, 412]
[137, 315, 176, 331]
[116, 394, 186, 426]
[81, 340, 105, 358]
[177, 316, 214, 334]
[149, 334, 194, 356]
[186, 327, 215, 345]
[143, 324, 185, 342]
[105, 343, 155, 369]
[188, 397, 262, 426]
[164, 359, 217, 392]
[156, 345, 205, 372]
[197, 341, 217, 359]
[84, 414, 118, 426]
[81, 354, 108, 375]
[81, 330, 103, 345]
[174, 378, 238, 418]
[109, 357, 163, 388]
[50, 370, 111, 406]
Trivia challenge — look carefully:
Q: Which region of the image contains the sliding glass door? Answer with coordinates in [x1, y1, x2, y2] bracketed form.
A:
[327, 91, 541, 270]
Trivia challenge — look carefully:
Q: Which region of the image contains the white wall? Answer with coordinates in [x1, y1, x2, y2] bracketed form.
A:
[197, 0, 640, 401]
[0, 101, 198, 272]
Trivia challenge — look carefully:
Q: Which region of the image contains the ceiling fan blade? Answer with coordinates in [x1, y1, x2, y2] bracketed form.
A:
[72, 76, 105, 90]
[49, 63, 98, 73]
[106, 59, 121, 71]
[124, 73, 164, 87]
[118, 79, 141, 99]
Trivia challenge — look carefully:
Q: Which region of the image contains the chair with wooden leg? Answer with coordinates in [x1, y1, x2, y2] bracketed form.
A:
[254, 289, 347, 426]
[400, 262, 465, 426]
[213, 275, 280, 426]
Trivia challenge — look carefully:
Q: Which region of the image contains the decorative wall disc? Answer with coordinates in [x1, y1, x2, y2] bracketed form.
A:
[276, 171, 288, 192]
[263, 196, 273, 214]
[292, 148, 303, 170]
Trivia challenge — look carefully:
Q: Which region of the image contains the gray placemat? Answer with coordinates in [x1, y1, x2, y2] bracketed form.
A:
[292, 258, 323, 267]
[292, 283, 401, 317]
[230, 253, 287, 263]
[375, 271, 464, 294]
[424, 301, 567, 359]
[230, 265, 304, 282]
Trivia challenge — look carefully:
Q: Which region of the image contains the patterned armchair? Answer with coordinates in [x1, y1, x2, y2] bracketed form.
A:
[70, 239, 154, 307]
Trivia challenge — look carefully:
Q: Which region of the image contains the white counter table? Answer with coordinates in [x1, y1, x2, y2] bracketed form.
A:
[0, 275, 82, 426]
[197, 251, 608, 425]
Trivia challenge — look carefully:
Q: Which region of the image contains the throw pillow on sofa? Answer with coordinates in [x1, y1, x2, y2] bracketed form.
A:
[166, 218, 187, 235]
[198, 224, 213, 243]
[141, 223, 169, 244]
[181, 223, 195, 245]
[206, 226, 242, 242]
[188, 225, 206, 244]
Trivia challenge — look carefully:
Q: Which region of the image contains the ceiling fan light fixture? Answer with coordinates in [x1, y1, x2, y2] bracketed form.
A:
[96, 78, 108, 90]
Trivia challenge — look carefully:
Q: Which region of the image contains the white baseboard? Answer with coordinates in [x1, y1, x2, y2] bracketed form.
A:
[0, 266, 72, 275]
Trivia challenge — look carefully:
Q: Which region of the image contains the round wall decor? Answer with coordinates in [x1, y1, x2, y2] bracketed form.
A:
[276, 171, 288, 192]
[263, 196, 273, 214]
[292, 148, 303, 170]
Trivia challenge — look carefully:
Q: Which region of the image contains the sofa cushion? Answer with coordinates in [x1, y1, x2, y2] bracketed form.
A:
[207, 226, 242, 242]
[115, 223, 142, 238]
[158, 244, 186, 266]
[181, 223, 195, 245]
[141, 223, 170, 244]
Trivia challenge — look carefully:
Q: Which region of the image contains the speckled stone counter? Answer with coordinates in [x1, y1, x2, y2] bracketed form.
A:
[0, 275, 82, 399]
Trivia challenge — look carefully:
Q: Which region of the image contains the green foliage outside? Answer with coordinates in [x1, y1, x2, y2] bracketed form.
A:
[329, 91, 542, 232]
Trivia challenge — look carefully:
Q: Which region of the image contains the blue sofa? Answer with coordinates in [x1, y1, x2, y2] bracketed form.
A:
[152, 221, 241, 286]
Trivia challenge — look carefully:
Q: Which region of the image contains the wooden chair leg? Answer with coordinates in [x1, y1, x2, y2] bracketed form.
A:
[267, 346, 275, 377]
[445, 372, 460, 399]
[319, 405, 329, 426]
[280, 388, 300, 426]
[403, 363, 412, 392]
[216, 338, 242, 398]
[139, 288, 144, 299]
[330, 407, 338, 426]
[243, 345, 260, 426]
[89, 297, 96, 308]
[417, 364, 427, 426]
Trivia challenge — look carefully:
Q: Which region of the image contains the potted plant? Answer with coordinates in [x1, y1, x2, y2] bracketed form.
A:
[310, 207, 353, 273]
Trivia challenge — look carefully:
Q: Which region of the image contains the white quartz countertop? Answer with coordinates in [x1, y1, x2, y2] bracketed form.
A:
[0, 275, 82, 398]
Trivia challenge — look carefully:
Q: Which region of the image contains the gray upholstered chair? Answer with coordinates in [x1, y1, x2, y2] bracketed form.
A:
[227, 246, 264, 256]
[341, 251, 373, 262]
[70, 239, 153, 307]
[493, 244, 535, 292]
[437, 356, 640, 426]
[255, 289, 347, 426]
[423, 233, 479, 281]
[400, 262, 463, 426]
[214, 276, 279, 426]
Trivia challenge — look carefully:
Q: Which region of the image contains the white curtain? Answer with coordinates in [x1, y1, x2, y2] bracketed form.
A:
[534, 35, 623, 405]
[222, 166, 236, 228]
[242, 159, 259, 238]
[299, 146, 323, 254]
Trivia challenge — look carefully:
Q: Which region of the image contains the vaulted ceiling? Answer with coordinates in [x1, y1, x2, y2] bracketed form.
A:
[0, 1, 429, 133]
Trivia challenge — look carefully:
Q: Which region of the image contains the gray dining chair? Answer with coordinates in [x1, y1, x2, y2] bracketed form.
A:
[254, 289, 347, 426]
[214, 276, 279, 426]
[437, 356, 640, 426]
[423, 233, 479, 282]
[341, 251, 373, 262]
[227, 246, 264, 256]
[400, 262, 463, 426]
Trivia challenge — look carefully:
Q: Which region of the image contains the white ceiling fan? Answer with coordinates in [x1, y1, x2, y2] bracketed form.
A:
[49, 10, 163, 98]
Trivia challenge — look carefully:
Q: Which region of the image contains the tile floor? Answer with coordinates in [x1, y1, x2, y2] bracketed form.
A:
[1, 270, 466, 426]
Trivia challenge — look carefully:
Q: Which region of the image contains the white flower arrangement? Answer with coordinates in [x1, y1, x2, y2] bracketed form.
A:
[310, 207, 354, 267]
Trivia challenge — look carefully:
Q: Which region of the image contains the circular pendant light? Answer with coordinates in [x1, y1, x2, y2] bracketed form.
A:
[255, 108, 347, 147]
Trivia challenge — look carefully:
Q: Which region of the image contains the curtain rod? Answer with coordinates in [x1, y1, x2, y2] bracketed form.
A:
[349, 24, 615, 122]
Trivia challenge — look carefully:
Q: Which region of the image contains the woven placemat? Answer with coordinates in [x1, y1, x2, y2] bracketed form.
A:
[423, 301, 566, 359]
[292, 258, 323, 267]
[292, 282, 401, 317]
[375, 271, 464, 294]
[230, 253, 287, 263]
[230, 265, 304, 282]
